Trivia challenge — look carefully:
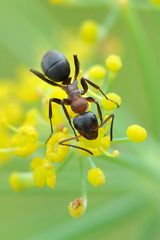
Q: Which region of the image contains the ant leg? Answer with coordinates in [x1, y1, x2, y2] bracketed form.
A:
[59, 136, 93, 155]
[61, 99, 78, 139]
[47, 98, 77, 143]
[30, 69, 63, 88]
[73, 55, 80, 79]
[80, 77, 88, 95]
[100, 114, 114, 141]
[81, 77, 119, 108]
[85, 97, 103, 125]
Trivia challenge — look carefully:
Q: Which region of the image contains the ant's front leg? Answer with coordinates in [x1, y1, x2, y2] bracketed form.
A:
[81, 77, 119, 108]
[30, 69, 63, 88]
[47, 98, 77, 143]
[85, 97, 103, 125]
[73, 55, 80, 79]
[59, 136, 93, 155]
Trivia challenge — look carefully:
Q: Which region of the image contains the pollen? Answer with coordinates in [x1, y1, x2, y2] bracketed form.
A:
[87, 167, 105, 186]
[127, 125, 147, 143]
[101, 93, 121, 111]
[105, 55, 122, 72]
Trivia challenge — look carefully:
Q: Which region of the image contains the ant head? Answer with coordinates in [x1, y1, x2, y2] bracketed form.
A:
[73, 112, 98, 140]
[41, 50, 70, 82]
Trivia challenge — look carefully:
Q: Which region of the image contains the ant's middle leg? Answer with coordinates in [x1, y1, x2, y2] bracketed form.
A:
[85, 96, 103, 125]
[47, 98, 77, 142]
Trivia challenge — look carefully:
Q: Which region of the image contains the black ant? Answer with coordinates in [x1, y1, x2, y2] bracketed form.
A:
[59, 111, 114, 155]
[30, 50, 118, 142]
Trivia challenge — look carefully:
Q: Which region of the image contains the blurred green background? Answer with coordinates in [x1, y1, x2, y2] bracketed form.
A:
[0, 0, 160, 239]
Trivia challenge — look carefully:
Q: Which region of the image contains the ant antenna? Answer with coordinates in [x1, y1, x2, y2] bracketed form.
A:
[73, 55, 80, 79]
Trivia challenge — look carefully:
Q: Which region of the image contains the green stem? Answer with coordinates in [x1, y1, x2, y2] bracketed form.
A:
[79, 158, 87, 198]
[112, 137, 129, 144]
[87, 156, 96, 168]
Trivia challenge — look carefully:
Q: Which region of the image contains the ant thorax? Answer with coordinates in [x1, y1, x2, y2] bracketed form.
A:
[64, 80, 81, 101]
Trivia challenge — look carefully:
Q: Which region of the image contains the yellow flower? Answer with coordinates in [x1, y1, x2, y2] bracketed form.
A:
[68, 197, 87, 218]
[127, 125, 147, 143]
[46, 128, 70, 162]
[101, 93, 121, 111]
[31, 157, 56, 189]
[78, 128, 110, 156]
[88, 167, 105, 186]
[105, 55, 122, 72]
[11, 125, 39, 157]
[80, 20, 99, 43]
[9, 172, 34, 191]
[88, 65, 106, 81]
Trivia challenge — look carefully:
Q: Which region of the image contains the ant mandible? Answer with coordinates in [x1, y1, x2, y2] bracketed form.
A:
[30, 50, 119, 142]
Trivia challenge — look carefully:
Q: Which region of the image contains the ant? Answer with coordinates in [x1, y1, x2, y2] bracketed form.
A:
[59, 111, 114, 155]
[30, 50, 119, 142]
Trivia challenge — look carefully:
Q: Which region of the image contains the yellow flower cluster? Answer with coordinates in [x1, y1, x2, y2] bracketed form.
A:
[31, 157, 56, 188]
[46, 128, 70, 162]
[1, 53, 147, 220]
[11, 125, 39, 157]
